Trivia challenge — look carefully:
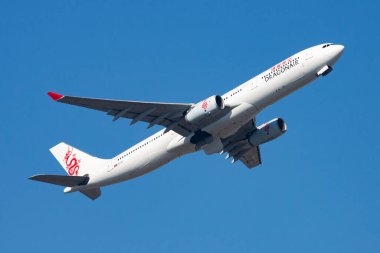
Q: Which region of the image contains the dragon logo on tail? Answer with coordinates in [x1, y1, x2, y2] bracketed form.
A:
[63, 146, 81, 176]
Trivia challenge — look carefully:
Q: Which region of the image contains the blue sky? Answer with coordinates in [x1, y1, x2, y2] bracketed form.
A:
[1, 0, 379, 252]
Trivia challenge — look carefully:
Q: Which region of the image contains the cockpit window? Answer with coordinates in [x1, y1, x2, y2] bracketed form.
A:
[322, 43, 334, 48]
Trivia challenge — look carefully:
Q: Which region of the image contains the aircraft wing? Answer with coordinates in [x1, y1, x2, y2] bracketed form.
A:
[48, 92, 195, 136]
[233, 145, 261, 169]
[221, 119, 262, 169]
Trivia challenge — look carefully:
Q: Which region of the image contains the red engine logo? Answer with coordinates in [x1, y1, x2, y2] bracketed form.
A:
[63, 146, 81, 176]
[202, 100, 208, 110]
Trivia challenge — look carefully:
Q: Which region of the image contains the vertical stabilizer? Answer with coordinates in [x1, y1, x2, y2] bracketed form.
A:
[49, 142, 107, 177]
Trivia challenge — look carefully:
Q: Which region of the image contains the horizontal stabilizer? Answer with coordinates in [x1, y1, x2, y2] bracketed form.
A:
[29, 174, 89, 187]
[80, 188, 101, 200]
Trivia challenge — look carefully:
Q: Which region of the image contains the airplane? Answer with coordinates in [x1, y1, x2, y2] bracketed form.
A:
[29, 43, 344, 200]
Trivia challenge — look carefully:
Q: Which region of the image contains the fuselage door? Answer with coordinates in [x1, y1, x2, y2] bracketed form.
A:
[304, 48, 313, 61]
[107, 160, 117, 172]
[251, 76, 263, 90]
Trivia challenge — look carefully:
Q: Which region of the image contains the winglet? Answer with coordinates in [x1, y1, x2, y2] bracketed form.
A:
[47, 92, 64, 101]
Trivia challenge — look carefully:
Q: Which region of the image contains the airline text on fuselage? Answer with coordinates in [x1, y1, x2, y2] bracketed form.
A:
[261, 56, 300, 83]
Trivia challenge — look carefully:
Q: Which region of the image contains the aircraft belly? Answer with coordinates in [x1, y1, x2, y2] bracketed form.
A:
[106, 134, 180, 185]
[166, 135, 196, 155]
[128, 148, 178, 180]
[204, 102, 258, 139]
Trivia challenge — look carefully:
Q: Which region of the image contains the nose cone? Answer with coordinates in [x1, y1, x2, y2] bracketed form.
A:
[335, 44, 345, 57]
[329, 44, 345, 65]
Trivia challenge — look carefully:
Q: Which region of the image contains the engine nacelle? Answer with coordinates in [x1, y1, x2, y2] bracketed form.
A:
[185, 95, 225, 125]
[248, 118, 287, 146]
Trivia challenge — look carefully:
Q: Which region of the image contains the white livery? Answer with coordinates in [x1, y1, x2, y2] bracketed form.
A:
[30, 43, 344, 200]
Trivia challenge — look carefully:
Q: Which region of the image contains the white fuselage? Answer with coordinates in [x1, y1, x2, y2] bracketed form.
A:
[77, 44, 344, 190]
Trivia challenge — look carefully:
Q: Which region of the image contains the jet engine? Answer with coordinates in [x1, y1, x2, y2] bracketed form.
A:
[248, 118, 287, 146]
[185, 95, 225, 125]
